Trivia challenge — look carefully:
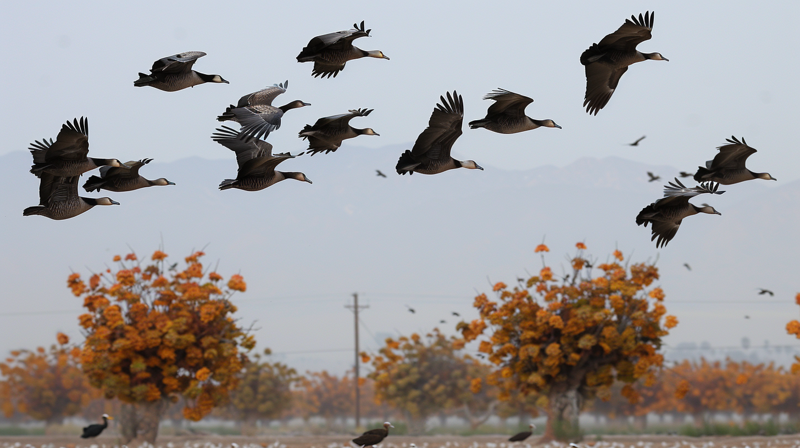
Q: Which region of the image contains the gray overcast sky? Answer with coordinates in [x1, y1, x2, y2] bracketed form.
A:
[1, 1, 799, 374]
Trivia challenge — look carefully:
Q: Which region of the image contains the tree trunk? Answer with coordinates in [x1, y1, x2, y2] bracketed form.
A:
[120, 399, 169, 444]
[543, 388, 582, 443]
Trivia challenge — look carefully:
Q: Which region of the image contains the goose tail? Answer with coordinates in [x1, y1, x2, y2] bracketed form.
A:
[693, 167, 711, 183]
[217, 105, 237, 122]
[23, 206, 46, 216]
[395, 150, 418, 175]
[82, 176, 104, 193]
[133, 73, 154, 87]
[219, 179, 237, 190]
[468, 119, 489, 130]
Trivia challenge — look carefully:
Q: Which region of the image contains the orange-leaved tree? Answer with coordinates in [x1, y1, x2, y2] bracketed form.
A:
[0, 333, 98, 431]
[69, 249, 255, 444]
[228, 349, 298, 435]
[786, 293, 800, 374]
[460, 243, 677, 441]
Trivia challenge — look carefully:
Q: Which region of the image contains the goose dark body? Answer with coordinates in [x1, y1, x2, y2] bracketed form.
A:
[636, 179, 723, 248]
[217, 81, 310, 141]
[134, 52, 228, 91]
[24, 173, 119, 220]
[299, 108, 379, 155]
[352, 422, 393, 446]
[297, 21, 389, 78]
[509, 424, 536, 442]
[83, 159, 174, 192]
[581, 11, 668, 115]
[469, 89, 560, 134]
[396, 91, 482, 175]
[694, 136, 776, 185]
[212, 126, 311, 191]
[81, 414, 112, 438]
[29, 117, 121, 178]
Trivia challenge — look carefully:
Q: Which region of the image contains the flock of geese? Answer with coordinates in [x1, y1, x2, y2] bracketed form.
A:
[21, 14, 777, 249]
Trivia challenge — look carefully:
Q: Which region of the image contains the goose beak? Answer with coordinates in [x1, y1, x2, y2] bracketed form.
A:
[167, 181, 176, 185]
[302, 102, 311, 107]
[476, 164, 484, 171]
[304, 178, 313, 184]
[111, 200, 120, 205]
[554, 124, 562, 129]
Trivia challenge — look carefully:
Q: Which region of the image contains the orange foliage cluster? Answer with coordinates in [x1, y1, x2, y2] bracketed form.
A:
[288, 370, 384, 426]
[69, 250, 255, 421]
[786, 293, 800, 374]
[460, 243, 676, 408]
[0, 334, 99, 423]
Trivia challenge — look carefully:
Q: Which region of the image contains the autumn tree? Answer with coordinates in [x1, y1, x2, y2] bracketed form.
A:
[69, 249, 255, 444]
[460, 243, 677, 441]
[0, 333, 98, 431]
[229, 349, 298, 435]
[293, 370, 354, 428]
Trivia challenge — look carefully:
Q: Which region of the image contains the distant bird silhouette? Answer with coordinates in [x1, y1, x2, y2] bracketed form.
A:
[636, 179, 724, 248]
[679, 171, 694, 178]
[745, 315, 751, 319]
[585, 261, 594, 269]
[628, 135, 646, 146]
[81, 414, 112, 438]
[352, 422, 393, 447]
[452, 312, 460, 317]
[509, 424, 536, 442]
[297, 21, 389, 78]
[217, 81, 310, 141]
[376, 170, 387, 178]
[468, 88, 561, 133]
[758, 289, 774, 296]
[647, 171, 661, 182]
[683, 263, 692, 271]
[406, 305, 415, 314]
[581, 11, 668, 115]
[440, 319, 446, 324]
[694, 136, 776, 185]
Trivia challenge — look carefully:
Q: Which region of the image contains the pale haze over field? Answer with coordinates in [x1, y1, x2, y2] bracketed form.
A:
[1, 1, 799, 375]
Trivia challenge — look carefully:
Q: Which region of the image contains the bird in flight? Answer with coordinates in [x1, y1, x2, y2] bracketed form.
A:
[406, 305, 415, 313]
[758, 289, 774, 296]
[376, 169, 387, 178]
[683, 263, 691, 271]
[452, 311, 460, 317]
[678, 171, 694, 178]
[647, 171, 661, 182]
[628, 135, 646, 146]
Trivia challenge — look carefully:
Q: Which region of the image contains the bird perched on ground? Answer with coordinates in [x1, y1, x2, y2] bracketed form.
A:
[396, 91, 482, 175]
[628, 135, 646, 146]
[352, 422, 393, 447]
[758, 288, 775, 296]
[82, 159, 174, 192]
[376, 170, 387, 178]
[683, 263, 692, 271]
[134, 52, 228, 91]
[636, 178, 724, 248]
[694, 136, 776, 184]
[509, 424, 536, 442]
[212, 126, 311, 191]
[217, 81, 310, 140]
[468, 89, 561, 133]
[406, 305, 415, 314]
[580, 11, 668, 115]
[29, 117, 121, 178]
[81, 414, 113, 438]
[297, 21, 389, 78]
[647, 171, 660, 182]
[24, 174, 119, 220]
[299, 108, 379, 155]
[679, 171, 694, 178]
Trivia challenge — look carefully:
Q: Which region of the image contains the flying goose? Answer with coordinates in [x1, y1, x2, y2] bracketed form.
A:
[694, 136, 776, 184]
[299, 108, 379, 155]
[396, 91, 483, 175]
[297, 21, 389, 78]
[683, 263, 692, 271]
[217, 81, 310, 141]
[758, 288, 774, 296]
[24, 173, 119, 220]
[469, 89, 561, 134]
[134, 52, 228, 91]
[509, 424, 536, 442]
[581, 11, 668, 115]
[82, 159, 174, 192]
[212, 126, 311, 191]
[29, 117, 121, 178]
[636, 179, 724, 248]
[81, 414, 113, 438]
[352, 422, 393, 447]
[647, 171, 660, 182]
[628, 135, 646, 146]
[679, 171, 693, 178]
[376, 169, 387, 178]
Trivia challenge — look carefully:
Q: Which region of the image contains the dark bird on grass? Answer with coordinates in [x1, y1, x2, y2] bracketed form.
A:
[581, 11, 668, 115]
[212, 126, 311, 191]
[134, 52, 228, 91]
[694, 136, 776, 184]
[396, 91, 482, 175]
[627, 135, 646, 146]
[81, 414, 113, 438]
[29, 117, 121, 178]
[509, 423, 536, 442]
[636, 179, 724, 248]
[683, 263, 692, 271]
[647, 171, 660, 182]
[679, 171, 694, 178]
[352, 422, 394, 447]
[299, 108, 379, 155]
[376, 170, 387, 178]
[468, 88, 560, 133]
[758, 288, 775, 296]
[297, 21, 389, 78]
[83, 159, 174, 192]
[217, 81, 310, 140]
[452, 312, 460, 317]
[406, 305, 415, 314]
[24, 174, 119, 220]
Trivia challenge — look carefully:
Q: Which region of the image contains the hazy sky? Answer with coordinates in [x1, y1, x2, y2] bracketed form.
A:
[1, 1, 799, 375]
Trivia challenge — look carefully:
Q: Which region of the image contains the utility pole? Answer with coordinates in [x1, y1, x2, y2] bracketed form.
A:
[345, 293, 368, 429]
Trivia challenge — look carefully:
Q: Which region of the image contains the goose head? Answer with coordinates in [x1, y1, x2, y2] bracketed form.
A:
[756, 172, 777, 181]
[460, 160, 483, 171]
[102, 413, 113, 420]
[644, 52, 669, 61]
[358, 128, 380, 136]
[366, 50, 390, 60]
[698, 203, 721, 215]
[281, 100, 312, 111]
[204, 74, 229, 84]
[152, 178, 176, 186]
[87, 197, 120, 206]
[287, 172, 312, 184]
[541, 119, 562, 129]
[383, 422, 394, 429]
